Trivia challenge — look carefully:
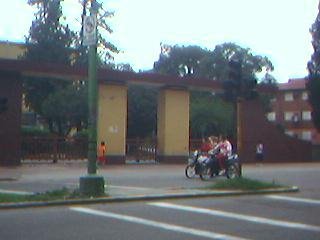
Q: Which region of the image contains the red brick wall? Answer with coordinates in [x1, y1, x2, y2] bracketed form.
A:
[240, 99, 313, 162]
[0, 71, 21, 165]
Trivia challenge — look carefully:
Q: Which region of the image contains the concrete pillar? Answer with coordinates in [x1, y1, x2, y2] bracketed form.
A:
[98, 84, 127, 164]
[157, 88, 189, 163]
[0, 71, 21, 166]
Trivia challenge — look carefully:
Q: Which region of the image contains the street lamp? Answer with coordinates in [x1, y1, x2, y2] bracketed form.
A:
[79, 0, 105, 197]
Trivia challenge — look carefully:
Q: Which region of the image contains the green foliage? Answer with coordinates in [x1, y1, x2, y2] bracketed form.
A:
[76, 0, 119, 66]
[154, 45, 210, 77]
[22, 0, 76, 116]
[190, 91, 234, 138]
[41, 84, 88, 136]
[127, 86, 157, 138]
[154, 43, 273, 83]
[210, 177, 282, 190]
[24, 0, 76, 64]
[307, 7, 320, 132]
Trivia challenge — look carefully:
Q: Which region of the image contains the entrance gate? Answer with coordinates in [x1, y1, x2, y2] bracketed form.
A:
[0, 59, 222, 165]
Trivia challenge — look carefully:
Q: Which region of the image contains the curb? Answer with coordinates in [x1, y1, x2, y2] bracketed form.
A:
[0, 186, 299, 210]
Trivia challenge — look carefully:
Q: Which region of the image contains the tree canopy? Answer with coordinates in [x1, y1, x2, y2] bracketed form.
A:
[23, 0, 76, 117]
[154, 43, 274, 82]
[307, 3, 320, 132]
[22, 0, 119, 136]
[153, 43, 275, 138]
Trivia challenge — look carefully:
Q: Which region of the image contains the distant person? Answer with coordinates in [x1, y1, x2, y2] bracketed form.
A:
[255, 142, 264, 162]
[98, 141, 107, 165]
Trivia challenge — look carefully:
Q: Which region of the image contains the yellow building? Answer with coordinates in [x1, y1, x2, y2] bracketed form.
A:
[0, 41, 25, 60]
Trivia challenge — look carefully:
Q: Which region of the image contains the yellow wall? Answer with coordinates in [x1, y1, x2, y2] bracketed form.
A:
[0, 42, 25, 59]
[97, 84, 127, 157]
[157, 89, 189, 157]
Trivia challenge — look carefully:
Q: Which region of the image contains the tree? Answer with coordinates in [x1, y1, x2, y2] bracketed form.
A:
[23, 0, 76, 115]
[153, 45, 210, 77]
[127, 86, 157, 138]
[75, 0, 119, 66]
[190, 92, 234, 139]
[307, 3, 320, 132]
[22, 0, 120, 136]
[42, 84, 88, 136]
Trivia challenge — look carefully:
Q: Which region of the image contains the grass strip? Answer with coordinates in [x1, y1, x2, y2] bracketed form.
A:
[0, 188, 107, 203]
[208, 177, 283, 191]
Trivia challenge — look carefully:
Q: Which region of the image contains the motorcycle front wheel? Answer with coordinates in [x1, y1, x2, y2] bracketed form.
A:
[199, 167, 212, 181]
[185, 165, 196, 178]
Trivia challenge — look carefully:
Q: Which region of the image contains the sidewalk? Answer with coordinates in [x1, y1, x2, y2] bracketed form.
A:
[0, 162, 300, 209]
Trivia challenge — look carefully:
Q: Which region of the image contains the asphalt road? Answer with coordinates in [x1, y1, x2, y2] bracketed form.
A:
[0, 194, 319, 240]
[1, 162, 319, 196]
[0, 163, 319, 240]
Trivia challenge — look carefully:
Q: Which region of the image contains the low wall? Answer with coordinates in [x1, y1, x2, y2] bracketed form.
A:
[240, 99, 313, 163]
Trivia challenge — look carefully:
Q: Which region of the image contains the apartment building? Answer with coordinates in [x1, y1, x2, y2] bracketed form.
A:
[267, 78, 320, 145]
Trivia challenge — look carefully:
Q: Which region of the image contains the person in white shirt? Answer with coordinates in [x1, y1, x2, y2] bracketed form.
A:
[255, 142, 264, 161]
[216, 135, 232, 170]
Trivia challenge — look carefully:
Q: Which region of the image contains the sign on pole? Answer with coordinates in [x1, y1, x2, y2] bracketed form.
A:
[83, 15, 97, 46]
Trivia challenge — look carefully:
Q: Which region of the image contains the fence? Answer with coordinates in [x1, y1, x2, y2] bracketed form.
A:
[21, 137, 88, 162]
[21, 136, 202, 162]
[126, 138, 157, 162]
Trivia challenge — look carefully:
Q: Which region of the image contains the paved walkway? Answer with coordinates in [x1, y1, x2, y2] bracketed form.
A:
[0, 162, 302, 208]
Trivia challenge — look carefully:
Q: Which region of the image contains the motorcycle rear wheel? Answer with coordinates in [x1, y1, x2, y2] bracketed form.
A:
[185, 165, 196, 178]
[226, 164, 240, 179]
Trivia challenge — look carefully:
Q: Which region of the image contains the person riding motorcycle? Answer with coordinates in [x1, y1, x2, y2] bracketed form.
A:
[215, 135, 232, 172]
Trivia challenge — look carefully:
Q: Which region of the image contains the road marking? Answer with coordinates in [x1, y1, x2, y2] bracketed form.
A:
[0, 189, 34, 195]
[266, 195, 320, 205]
[70, 207, 250, 240]
[149, 202, 320, 232]
[108, 185, 154, 191]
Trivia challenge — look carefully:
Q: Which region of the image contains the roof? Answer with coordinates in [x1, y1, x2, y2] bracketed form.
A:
[278, 78, 306, 91]
[0, 59, 223, 92]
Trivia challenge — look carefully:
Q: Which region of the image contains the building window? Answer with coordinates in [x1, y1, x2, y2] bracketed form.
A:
[302, 131, 312, 141]
[267, 112, 276, 121]
[302, 111, 312, 121]
[285, 130, 294, 137]
[284, 92, 293, 101]
[284, 112, 294, 121]
[302, 91, 308, 100]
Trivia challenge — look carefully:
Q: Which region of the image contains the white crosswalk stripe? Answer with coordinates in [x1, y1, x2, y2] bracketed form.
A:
[266, 195, 320, 205]
[148, 202, 320, 232]
[70, 206, 250, 240]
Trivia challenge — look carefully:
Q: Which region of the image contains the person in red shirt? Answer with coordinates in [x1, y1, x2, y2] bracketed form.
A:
[200, 137, 212, 153]
[97, 141, 107, 165]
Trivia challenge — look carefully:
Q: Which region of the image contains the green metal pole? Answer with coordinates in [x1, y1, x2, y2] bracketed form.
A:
[87, 43, 98, 174]
[79, 0, 105, 197]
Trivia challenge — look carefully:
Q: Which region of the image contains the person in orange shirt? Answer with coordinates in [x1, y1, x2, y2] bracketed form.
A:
[97, 141, 107, 165]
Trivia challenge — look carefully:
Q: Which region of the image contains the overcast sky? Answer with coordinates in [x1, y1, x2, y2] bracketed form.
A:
[0, 0, 319, 82]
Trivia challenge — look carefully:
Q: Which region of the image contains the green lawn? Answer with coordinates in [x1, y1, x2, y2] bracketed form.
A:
[0, 188, 102, 203]
[208, 177, 283, 190]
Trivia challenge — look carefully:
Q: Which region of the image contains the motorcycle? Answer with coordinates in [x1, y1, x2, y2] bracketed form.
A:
[199, 149, 241, 180]
[185, 150, 209, 178]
